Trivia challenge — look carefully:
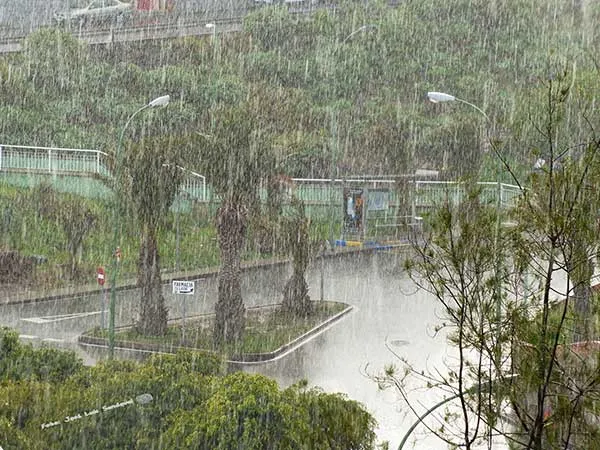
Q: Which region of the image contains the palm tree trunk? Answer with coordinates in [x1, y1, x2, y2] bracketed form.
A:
[136, 227, 168, 336]
[282, 269, 312, 317]
[282, 199, 313, 317]
[214, 199, 246, 348]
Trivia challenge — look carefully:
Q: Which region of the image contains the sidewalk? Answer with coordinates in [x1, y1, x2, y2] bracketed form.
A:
[1, 243, 410, 305]
[0, 254, 288, 305]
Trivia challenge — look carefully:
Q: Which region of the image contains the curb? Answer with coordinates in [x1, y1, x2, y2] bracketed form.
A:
[78, 302, 354, 365]
[227, 305, 354, 364]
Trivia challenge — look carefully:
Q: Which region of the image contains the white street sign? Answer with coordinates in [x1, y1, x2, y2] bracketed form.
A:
[172, 280, 195, 295]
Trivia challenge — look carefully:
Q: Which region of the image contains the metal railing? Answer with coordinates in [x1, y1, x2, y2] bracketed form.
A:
[283, 178, 523, 242]
[0, 144, 523, 211]
[289, 178, 523, 210]
[0, 17, 244, 54]
[0, 144, 207, 202]
[0, 144, 110, 176]
[414, 180, 522, 210]
[0, 0, 325, 54]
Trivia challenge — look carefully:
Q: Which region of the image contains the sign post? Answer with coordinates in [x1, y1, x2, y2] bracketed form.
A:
[172, 280, 195, 342]
[96, 267, 106, 329]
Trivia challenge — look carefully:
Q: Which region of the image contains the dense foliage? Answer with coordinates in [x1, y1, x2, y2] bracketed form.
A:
[0, 328, 377, 449]
[3, 0, 599, 177]
[0, 328, 83, 383]
[0, 180, 219, 287]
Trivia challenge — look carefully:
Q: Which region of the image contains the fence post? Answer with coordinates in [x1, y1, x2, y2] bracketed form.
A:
[411, 177, 416, 222]
[48, 148, 52, 173]
[0, 145, 3, 171]
[454, 182, 460, 206]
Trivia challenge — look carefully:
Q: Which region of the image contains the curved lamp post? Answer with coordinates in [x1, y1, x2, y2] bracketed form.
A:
[108, 94, 170, 359]
[341, 24, 378, 45]
[426, 91, 494, 172]
[426, 89, 503, 440]
[427, 91, 489, 121]
[426, 91, 499, 229]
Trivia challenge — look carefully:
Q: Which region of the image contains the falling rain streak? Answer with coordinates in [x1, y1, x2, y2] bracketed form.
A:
[0, 0, 599, 449]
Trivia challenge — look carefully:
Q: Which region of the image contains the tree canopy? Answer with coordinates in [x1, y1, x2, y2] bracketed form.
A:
[3, 0, 598, 179]
[0, 328, 377, 449]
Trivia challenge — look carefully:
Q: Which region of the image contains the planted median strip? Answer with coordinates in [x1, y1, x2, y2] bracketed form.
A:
[79, 300, 352, 362]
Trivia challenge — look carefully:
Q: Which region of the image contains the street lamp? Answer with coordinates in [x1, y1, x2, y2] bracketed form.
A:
[108, 94, 170, 359]
[427, 92, 489, 121]
[426, 90, 503, 372]
[341, 24, 378, 45]
[426, 91, 493, 171]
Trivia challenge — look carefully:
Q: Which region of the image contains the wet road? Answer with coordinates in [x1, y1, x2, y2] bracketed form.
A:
[244, 251, 448, 449]
[0, 250, 451, 448]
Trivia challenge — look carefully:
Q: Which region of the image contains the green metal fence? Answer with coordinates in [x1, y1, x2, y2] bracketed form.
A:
[0, 145, 524, 241]
[0, 144, 207, 202]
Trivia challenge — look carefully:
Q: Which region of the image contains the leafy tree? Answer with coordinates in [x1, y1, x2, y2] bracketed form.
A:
[376, 71, 600, 449]
[243, 6, 299, 52]
[0, 339, 376, 450]
[293, 384, 378, 450]
[161, 372, 377, 450]
[0, 327, 83, 383]
[0, 348, 222, 449]
[22, 28, 85, 97]
[502, 76, 600, 449]
[523, 148, 600, 342]
[394, 183, 503, 449]
[29, 183, 97, 278]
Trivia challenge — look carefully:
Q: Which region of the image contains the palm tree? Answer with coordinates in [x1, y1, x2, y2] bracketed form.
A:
[193, 102, 275, 348]
[281, 197, 313, 317]
[123, 135, 185, 335]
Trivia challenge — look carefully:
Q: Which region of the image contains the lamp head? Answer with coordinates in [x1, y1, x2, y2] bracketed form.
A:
[149, 95, 170, 108]
[427, 92, 456, 103]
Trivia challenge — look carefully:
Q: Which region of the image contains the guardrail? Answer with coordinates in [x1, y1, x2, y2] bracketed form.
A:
[0, 0, 325, 54]
[414, 180, 522, 209]
[0, 17, 244, 54]
[289, 177, 523, 210]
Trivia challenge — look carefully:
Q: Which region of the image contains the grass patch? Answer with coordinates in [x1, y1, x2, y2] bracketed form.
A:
[0, 181, 335, 290]
[86, 301, 349, 359]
